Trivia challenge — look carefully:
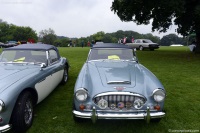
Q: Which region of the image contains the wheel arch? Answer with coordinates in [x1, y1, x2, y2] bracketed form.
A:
[21, 88, 38, 106]
[9, 88, 38, 123]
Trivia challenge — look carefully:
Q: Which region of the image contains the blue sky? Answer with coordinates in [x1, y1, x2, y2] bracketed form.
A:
[0, 0, 179, 38]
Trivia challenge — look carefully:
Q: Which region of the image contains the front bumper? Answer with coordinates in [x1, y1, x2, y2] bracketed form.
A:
[0, 124, 12, 132]
[73, 107, 165, 123]
[149, 44, 159, 49]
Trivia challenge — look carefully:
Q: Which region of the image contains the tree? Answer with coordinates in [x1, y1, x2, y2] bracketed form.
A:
[92, 31, 105, 41]
[0, 20, 37, 43]
[160, 34, 183, 46]
[142, 33, 160, 44]
[0, 22, 13, 42]
[102, 34, 116, 43]
[13, 26, 38, 42]
[39, 28, 57, 45]
[111, 0, 200, 52]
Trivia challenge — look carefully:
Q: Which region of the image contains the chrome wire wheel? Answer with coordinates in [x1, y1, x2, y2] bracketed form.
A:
[63, 67, 68, 82]
[61, 65, 69, 84]
[24, 100, 33, 125]
[11, 91, 34, 132]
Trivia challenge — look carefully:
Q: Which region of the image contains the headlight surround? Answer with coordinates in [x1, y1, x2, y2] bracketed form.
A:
[0, 100, 5, 112]
[152, 89, 166, 102]
[75, 88, 88, 102]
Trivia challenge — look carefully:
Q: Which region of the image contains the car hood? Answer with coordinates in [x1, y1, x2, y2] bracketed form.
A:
[0, 65, 39, 93]
[84, 61, 140, 95]
[95, 61, 136, 87]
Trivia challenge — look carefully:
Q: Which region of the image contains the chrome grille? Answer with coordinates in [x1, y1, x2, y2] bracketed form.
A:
[93, 92, 146, 110]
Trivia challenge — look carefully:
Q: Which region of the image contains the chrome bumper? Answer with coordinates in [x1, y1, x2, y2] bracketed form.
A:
[0, 124, 12, 132]
[73, 107, 165, 123]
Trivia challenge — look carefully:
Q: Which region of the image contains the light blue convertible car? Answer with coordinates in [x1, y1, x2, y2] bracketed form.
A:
[73, 43, 166, 123]
[0, 44, 69, 132]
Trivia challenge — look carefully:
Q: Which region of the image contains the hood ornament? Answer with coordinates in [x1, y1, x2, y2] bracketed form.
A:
[114, 87, 126, 91]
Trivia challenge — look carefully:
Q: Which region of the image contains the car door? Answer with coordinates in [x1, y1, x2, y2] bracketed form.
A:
[35, 49, 64, 103]
[133, 40, 141, 48]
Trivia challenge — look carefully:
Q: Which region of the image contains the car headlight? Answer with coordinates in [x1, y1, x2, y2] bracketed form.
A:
[75, 88, 88, 102]
[0, 100, 5, 112]
[152, 89, 166, 102]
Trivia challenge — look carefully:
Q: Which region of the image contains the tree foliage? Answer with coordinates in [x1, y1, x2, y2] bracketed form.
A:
[0, 20, 37, 43]
[0, 22, 13, 42]
[39, 28, 57, 45]
[92, 31, 105, 41]
[54, 37, 70, 47]
[13, 26, 38, 42]
[111, 0, 200, 49]
[160, 34, 184, 46]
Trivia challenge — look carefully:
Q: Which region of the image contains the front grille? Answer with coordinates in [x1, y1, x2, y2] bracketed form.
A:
[93, 93, 146, 111]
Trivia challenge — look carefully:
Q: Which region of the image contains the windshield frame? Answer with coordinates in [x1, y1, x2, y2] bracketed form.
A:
[87, 48, 136, 62]
[0, 49, 48, 65]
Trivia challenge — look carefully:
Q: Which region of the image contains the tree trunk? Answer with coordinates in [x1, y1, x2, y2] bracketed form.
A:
[195, 32, 200, 53]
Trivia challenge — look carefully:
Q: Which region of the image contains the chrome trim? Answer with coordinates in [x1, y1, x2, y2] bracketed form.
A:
[91, 107, 97, 123]
[152, 88, 166, 96]
[152, 89, 166, 102]
[76, 88, 88, 92]
[107, 81, 131, 84]
[0, 124, 12, 132]
[0, 100, 5, 112]
[73, 107, 165, 123]
[46, 51, 49, 66]
[82, 109, 158, 113]
[145, 106, 150, 123]
[75, 88, 88, 102]
[86, 49, 92, 61]
[94, 92, 146, 99]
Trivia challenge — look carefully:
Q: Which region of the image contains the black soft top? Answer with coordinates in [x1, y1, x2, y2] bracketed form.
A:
[4, 44, 60, 58]
[92, 43, 131, 49]
[4, 44, 57, 51]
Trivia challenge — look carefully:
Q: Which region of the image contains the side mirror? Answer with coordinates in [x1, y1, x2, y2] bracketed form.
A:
[40, 63, 46, 70]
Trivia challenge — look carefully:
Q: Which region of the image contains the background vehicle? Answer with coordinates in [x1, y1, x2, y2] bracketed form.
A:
[126, 39, 159, 50]
[0, 42, 4, 48]
[1, 41, 18, 48]
[0, 44, 69, 132]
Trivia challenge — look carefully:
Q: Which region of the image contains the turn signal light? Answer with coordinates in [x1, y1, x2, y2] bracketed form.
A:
[79, 104, 85, 111]
[154, 105, 161, 111]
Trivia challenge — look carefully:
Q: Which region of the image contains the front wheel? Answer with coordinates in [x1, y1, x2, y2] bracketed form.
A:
[11, 91, 33, 133]
[61, 65, 69, 84]
[139, 45, 144, 51]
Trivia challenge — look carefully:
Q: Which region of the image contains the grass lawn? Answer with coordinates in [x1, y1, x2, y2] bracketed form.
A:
[14, 46, 199, 133]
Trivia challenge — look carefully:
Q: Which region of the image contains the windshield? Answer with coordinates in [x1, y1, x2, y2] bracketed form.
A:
[143, 39, 153, 43]
[0, 50, 47, 64]
[88, 48, 134, 61]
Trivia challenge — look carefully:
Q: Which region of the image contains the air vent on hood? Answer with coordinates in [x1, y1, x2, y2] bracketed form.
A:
[107, 81, 131, 84]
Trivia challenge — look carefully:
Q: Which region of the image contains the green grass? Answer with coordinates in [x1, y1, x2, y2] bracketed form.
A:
[8, 46, 200, 133]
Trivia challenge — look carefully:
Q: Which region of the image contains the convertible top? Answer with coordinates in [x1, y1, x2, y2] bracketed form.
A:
[4, 44, 58, 51]
[92, 43, 131, 49]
